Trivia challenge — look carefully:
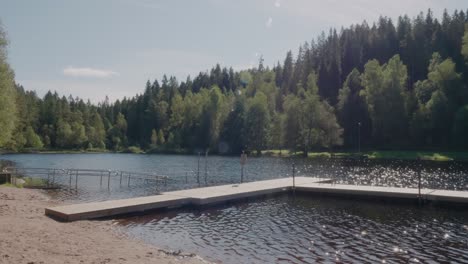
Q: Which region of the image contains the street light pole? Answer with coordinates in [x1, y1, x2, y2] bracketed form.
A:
[197, 152, 200, 186]
[204, 150, 208, 185]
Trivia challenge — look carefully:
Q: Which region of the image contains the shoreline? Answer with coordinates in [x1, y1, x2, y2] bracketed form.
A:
[2, 149, 468, 162]
[0, 186, 210, 264]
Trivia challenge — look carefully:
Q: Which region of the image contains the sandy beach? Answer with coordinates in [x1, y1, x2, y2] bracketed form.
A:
[0, 186, 209, 264]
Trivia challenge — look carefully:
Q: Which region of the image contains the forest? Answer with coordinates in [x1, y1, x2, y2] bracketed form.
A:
[1, 9, 468, 155]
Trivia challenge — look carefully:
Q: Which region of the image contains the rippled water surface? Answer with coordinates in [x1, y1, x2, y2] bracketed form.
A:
[119, 194, 468, 263]
[1, 153, 468, 202]
[2, 154, 468, 262]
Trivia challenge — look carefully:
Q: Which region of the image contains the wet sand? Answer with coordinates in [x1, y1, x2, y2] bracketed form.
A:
[0, 186, 210, 264]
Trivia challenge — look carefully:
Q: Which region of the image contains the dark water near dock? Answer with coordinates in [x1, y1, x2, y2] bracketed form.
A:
[120, 194, 468, 263]
[2, 153, 468, 263]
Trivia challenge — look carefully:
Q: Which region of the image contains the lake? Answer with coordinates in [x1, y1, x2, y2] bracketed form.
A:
[2, 153, 468, 202]
[120, 194, 468, 263]
[2, 153, 468, 263]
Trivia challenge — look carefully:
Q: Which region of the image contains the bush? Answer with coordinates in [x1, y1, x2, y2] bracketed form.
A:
[125, 146, 144, 154]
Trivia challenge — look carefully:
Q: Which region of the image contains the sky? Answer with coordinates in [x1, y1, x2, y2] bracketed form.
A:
[1, 0, 468, 102]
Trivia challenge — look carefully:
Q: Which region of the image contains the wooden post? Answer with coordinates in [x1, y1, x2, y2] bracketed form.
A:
[241, 165, 244, 183]
[120, 171, 123, 185]
[240, 151, 247, 184]
[127, 173, 131, 187]
[14, 168, 17, 186]
[417, 158, 422, 205]
[75, 170, 78, 189]
[100, 171, 103, 186]
[292, 162, 296, 194]
[107, 171, 111, 190]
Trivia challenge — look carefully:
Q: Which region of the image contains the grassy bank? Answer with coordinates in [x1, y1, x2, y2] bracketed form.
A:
[261, 150, 468, 161]
[0, 177, 48, 188]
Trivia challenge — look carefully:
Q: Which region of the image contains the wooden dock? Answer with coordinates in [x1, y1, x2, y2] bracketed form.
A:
[45, 177, 468, 221]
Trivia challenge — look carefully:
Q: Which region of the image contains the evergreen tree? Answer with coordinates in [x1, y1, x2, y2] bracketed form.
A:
[109, 113, 127, 150]
[337, 69, 371, 148]
[220, 97, 246, 154]
[452, 105, 468, 148]
[462, 26, 468, 60]
[87, 112, 106, 149]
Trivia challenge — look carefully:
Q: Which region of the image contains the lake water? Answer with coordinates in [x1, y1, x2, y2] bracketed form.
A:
[2, 153, 468, 202]
[1, 153, 296, 201]
[2, 153, 468, 263]
[119, 194, 468, 263]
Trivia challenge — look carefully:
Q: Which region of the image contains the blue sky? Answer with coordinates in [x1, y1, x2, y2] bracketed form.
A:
[1, 0, 467, 102]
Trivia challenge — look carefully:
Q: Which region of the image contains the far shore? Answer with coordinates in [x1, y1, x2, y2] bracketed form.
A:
[1, 148, 468, 162]
[0, 186, 210, 264]
[261, 150, 468, 162]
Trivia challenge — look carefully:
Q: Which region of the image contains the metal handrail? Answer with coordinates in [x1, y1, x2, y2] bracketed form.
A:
[119, 171, 170, 180]
[4, 166, 176, 190]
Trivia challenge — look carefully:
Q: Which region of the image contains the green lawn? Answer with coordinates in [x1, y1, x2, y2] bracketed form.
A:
[262, 149, 468, 161]
[0, 183, 16, 188]
[262, 150, 352, 158]
[1, 177, 48, 188]
[22, 177, 48, 187]
[365, 151, 468, 161]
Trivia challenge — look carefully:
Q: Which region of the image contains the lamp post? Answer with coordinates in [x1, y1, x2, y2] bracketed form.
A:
[358, 122, 362, 153]
[204, 150, 208, 185]
[197, 152, 201, 186]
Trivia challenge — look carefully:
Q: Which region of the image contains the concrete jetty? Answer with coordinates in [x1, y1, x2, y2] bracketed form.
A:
[45, 177, 468, 221]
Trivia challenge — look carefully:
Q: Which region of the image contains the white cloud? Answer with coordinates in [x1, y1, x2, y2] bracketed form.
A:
[266, 17, 273, 28]
[63, 66, 119, 78]
[274, 0, 281, 8]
